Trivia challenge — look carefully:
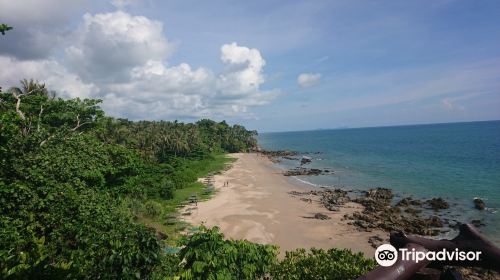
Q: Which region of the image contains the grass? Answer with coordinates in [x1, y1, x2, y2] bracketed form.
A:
[130, 153, 235, 245]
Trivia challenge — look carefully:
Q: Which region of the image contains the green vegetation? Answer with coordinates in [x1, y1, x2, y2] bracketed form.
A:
[177, 226, 278, 279]
[0, 80, 375, 279]
[0, 23, 13, 35]
[272, 248, 376, 280]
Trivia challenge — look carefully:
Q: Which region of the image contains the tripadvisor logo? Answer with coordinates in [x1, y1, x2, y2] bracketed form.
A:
[375, 244, 398, 267]
[375, 244, 482, 266]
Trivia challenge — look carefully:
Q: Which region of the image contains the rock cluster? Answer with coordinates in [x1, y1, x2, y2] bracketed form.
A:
[345, 188, 447, 236]
[288, 186, 482, 239]
[260, 150, 299, 157]
[288, 188, 349, 211]
[318, 188, 350, 211]
[260, 150, 299, 163]
[426, 197, 449, 210]
[283, 167, 332, 176]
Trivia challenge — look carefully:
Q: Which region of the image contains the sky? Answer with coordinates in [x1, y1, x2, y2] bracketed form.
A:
[1, 0, 499, 132]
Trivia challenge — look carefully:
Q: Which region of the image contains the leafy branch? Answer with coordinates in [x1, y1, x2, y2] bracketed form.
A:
[0, 23, 13, 35]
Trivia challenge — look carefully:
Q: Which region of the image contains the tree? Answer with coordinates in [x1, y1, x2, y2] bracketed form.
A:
[0, 23, 13, 35]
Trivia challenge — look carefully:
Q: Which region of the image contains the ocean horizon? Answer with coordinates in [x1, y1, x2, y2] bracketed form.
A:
[258, 120, 500, 244]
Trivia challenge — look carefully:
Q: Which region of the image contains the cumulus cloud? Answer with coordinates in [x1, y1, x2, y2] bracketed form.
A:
[0, 56, 97, 99]
[66, 11, 175, 83]
[218, 42, 266, 97]
[297, 73, 321, 88]
[0, 9, 278, 120]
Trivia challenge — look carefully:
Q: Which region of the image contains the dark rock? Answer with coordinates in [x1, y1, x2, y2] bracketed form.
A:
[396, 197, 423, 207]
[314, 213, 330, 220]
[425, 216, 443, 227]
[426, 197, 449, 210]
[319, 188, 350, 211]
[366, 188, 393, 202]
[473, 198, 486, 210]
[260, 150, 299, 157]
[300, 156, 312, 165]
[471, 219, 485, 227]
[283, 167, 324, 176]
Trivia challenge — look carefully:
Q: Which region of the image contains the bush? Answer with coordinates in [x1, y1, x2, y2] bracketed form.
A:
[178, 226, 278, 280]
[272, 248, 376, 280]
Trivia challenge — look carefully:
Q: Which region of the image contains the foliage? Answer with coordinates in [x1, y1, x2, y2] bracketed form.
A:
[271, 248, 376, 280]
[1, 80, 376, 279]
[0, 80, 258, 279]
[0, 23, 13, 35]
[178, 226, 278, 280]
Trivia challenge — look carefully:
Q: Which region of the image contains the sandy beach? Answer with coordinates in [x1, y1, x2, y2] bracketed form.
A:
[183, 153, 386, 257]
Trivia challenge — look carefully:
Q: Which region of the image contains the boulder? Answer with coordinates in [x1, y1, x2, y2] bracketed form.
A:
[314, 213, 330, 220]
[300, 156, 312, 165]
[473, 198, 485, 210]
[426, 197, 449, 210]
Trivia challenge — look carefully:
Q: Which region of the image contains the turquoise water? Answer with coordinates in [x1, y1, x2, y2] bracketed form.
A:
[258, 120, 500, 243]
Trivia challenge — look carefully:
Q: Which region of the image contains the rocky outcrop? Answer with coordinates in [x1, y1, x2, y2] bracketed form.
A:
[319, 189, 350, 211]
[289, 186, 454, 238]
[283, 167, 332, 176]
[300, 156, 312, 165]
[346, 188, 446, 236]
[396, 197, 423, 207]
[473, 198, 486, 210]
[426, 197, 449, 210]
[260, 150, 299, 157]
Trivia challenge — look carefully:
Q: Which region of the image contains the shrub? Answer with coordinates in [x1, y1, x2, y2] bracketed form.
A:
[178, 226, 278, 280]
[272, 248, 376, 280]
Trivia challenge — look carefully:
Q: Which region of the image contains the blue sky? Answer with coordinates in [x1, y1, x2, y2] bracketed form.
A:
[1, 0, 499, 132]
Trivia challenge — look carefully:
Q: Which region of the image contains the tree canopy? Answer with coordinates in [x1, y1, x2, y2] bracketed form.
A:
[1, 80, 375, 279]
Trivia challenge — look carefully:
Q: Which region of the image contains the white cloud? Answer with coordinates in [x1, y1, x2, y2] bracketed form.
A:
[0, 56, 97, 99]
[217, 42, 266, 96]
[66, 11, 175, 83]
[297, 73, 321, 88]
[0, 10, 278, 120]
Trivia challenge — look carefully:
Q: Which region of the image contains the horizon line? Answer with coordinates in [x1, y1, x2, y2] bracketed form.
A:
[259, 119, 500, 134]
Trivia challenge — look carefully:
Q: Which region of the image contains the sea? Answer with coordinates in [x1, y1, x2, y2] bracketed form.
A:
[258, 120, 500, 244]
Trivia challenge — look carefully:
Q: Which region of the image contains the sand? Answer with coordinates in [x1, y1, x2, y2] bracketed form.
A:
[182, 153, 385, 257]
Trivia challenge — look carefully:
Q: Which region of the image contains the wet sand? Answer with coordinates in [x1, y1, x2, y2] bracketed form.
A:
[183, 153, 385, 257]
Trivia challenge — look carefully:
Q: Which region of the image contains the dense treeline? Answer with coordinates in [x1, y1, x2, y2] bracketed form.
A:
[0, 80, 375, 279]
[0, 80, 256, 278]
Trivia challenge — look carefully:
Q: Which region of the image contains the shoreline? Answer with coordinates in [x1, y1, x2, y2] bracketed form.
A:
[182, 152, 385, 257]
